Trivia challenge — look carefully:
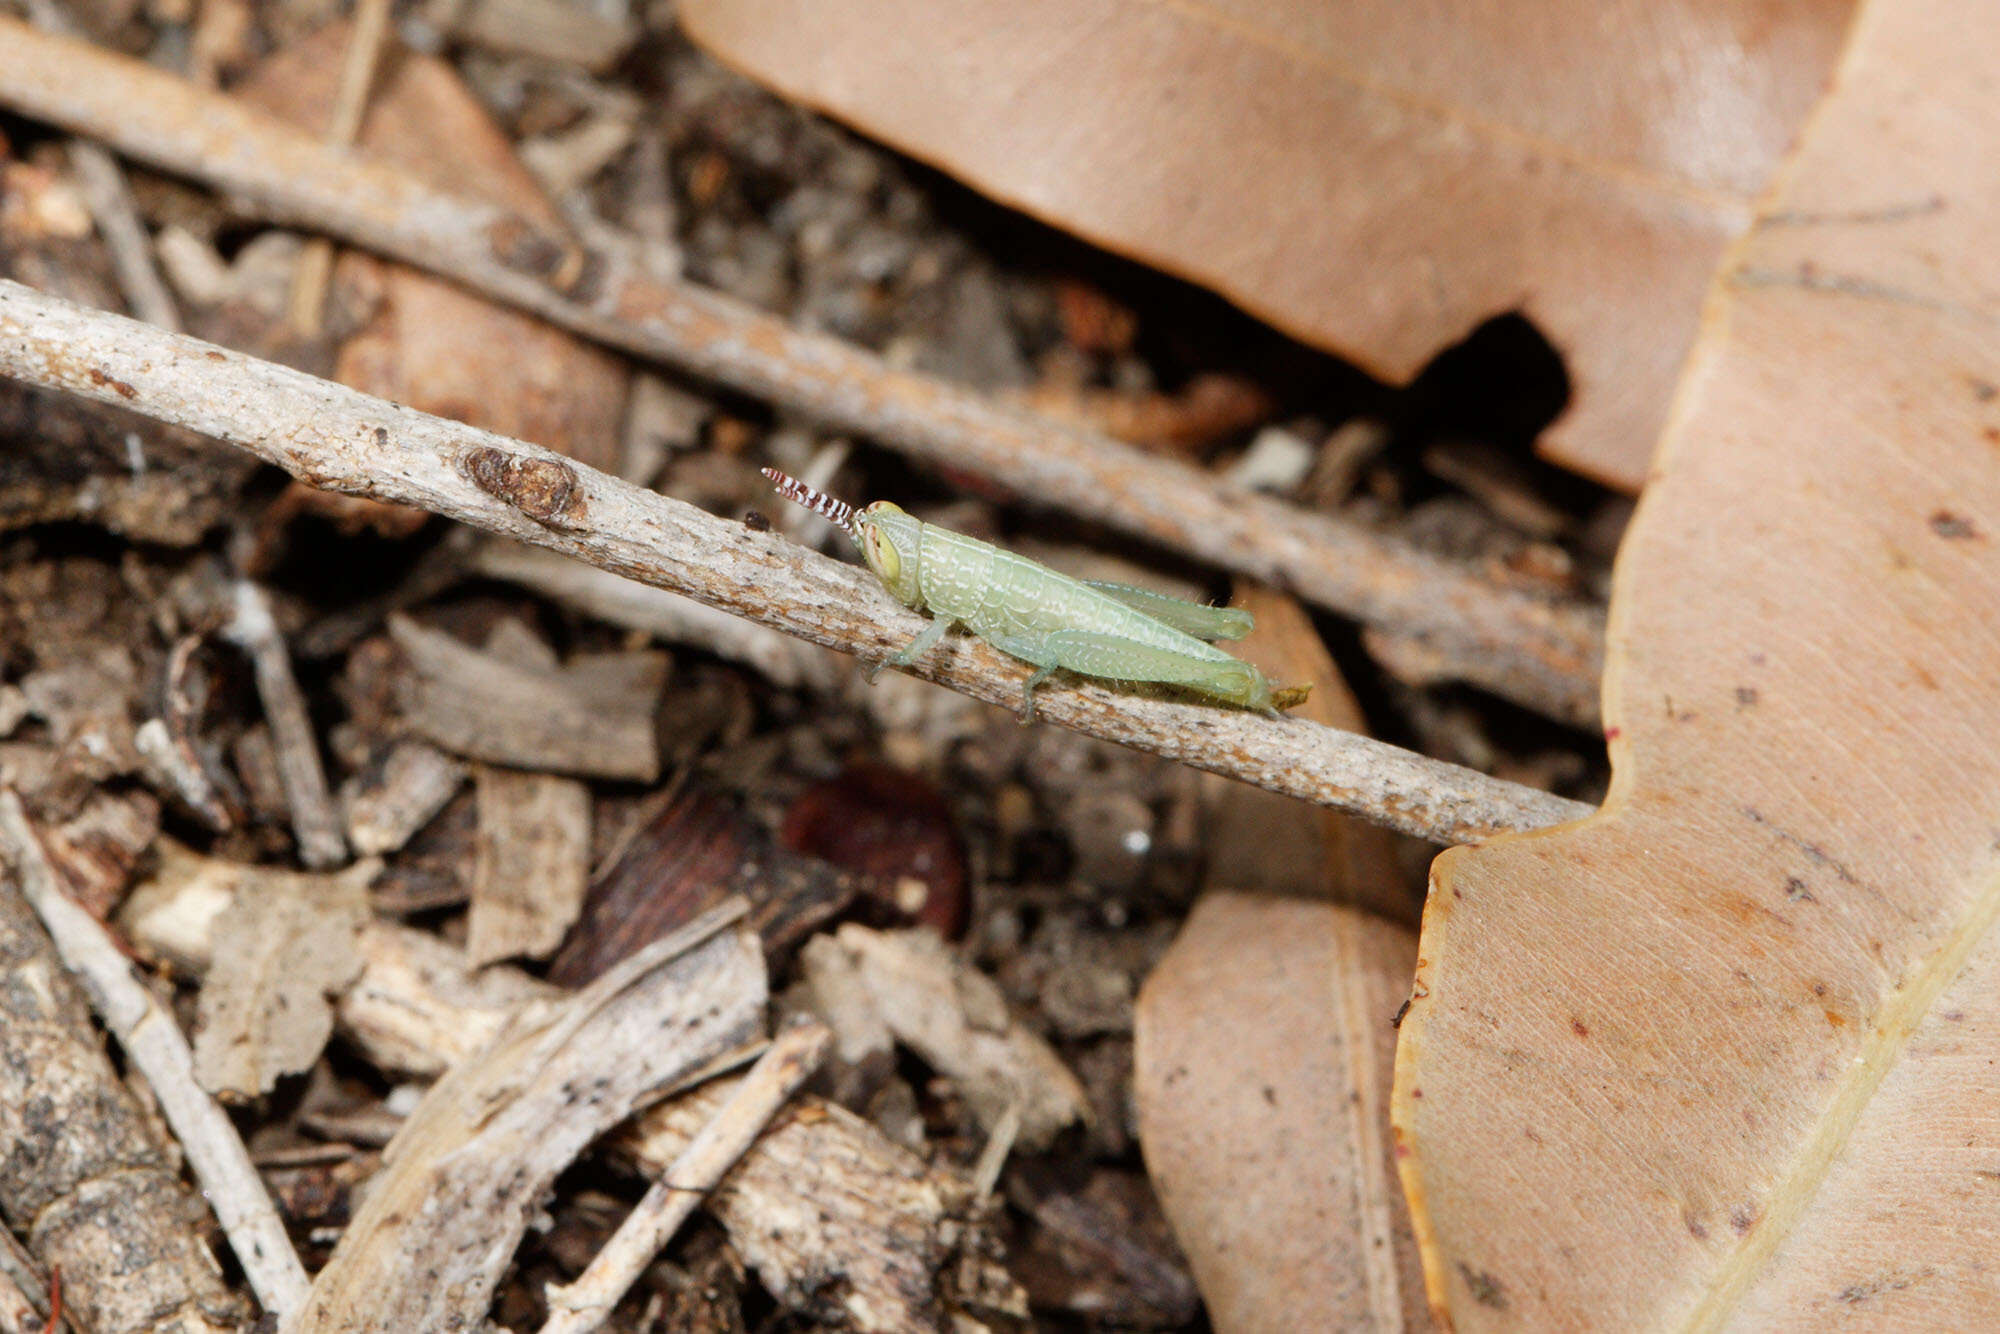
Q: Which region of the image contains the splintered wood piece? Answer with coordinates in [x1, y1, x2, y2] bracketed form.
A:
[388, 614, 665, 782]
[540, 1017, 834, 1334]
[0, 829, 249, 1333]
[1136, 892, 1427, 1332]
[679, 0, 1853, 491]
[1394, 2, 2000, 1326]
[830, 924, 1091, 1151]
[340, 921, 554, 1077]
[340, 737, 466, 857]
[189, 852, 375, 1101]
[468, 763, 591, 967]
[618, 1082, 1029, 1331]
[288, 902, 765, 1334]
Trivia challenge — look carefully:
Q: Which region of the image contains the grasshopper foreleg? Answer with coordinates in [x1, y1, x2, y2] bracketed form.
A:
[869, 614, 953, 683]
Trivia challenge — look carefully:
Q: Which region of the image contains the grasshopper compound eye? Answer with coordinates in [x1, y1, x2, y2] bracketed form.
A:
[862, 522, 901, 583]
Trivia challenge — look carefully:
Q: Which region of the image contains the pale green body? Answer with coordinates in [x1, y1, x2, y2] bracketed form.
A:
[855, 502, 1282, 717]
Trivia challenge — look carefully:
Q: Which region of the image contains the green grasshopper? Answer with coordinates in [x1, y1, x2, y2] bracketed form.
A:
[762, 469, 1308, 720]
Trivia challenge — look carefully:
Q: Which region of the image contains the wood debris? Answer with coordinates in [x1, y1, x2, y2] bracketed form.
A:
[467, 762, 590, 966]
[388, 613, 667, 782]
[818, 923, 1091, 1151]
[189, 854, 374, 1101]
[620, 1081, 1030, 1332]
[289, 904, 765, 1334]
[339, 737, 466, 857]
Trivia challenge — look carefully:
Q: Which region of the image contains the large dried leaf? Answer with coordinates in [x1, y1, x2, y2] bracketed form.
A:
[235, 24, 626, 473]
[679, 0, 1852, 490]
[1394, 1, 2000, 1326]
[1136, 893, 1427, 1331]
[1202, 583, 1410, 923]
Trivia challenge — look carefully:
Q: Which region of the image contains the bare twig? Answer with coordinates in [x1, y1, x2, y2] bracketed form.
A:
[539, 1017, 832, 1334]
[20, 0, 181, 332]
[285, 0, 393, 334]
[225, 580, 348, 867]
[0, 790, 311, 1323]
[0, 279, 1594, 844]
[0, 18, 1605, 725]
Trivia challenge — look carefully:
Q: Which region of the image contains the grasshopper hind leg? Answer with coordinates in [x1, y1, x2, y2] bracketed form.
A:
[987, 628, 1282, 717]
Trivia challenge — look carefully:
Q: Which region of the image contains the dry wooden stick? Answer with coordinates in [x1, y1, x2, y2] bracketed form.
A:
[0, 17, 1605, 726]
[0, 279, 1592, 844]
[20, 0, 182, 332]
[285, 0, 393, 334]
[539, 1017, 834, 1334]
[0, 790, 311, 1323]
[225, 580, 349, 867]
[287, 901, 766, 1334]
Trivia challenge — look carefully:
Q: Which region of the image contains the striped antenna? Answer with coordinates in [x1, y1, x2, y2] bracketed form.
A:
[760, 467, 857, 534]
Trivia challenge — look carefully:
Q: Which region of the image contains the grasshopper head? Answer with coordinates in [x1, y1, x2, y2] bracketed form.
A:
[855, 501, 924, 605]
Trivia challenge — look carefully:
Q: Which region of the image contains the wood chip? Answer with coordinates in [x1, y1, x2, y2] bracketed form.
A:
[442, 0, 636, 71]
[829, 923, 1090, 1150]
[388, 613, 665, 781]
[288, 902, 765, 1334]
[340, 737, 466, 857]
[340, 921, 553, 1078]
[468, 763, 590, 967]
[171, 848, 376, 1100]
[619, 1082, 1029, 1332]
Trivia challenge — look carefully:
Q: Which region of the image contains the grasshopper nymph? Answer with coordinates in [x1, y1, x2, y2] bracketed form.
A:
[762, 469, 1308, 720]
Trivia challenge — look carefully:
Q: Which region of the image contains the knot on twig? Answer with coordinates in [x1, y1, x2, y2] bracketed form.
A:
[462, 446, 587, 527]
[485, 214, 607, 302]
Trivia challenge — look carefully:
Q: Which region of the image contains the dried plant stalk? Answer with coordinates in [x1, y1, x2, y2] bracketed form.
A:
[0, 280, 1591, 844]
[0, 17, 1604, 725]
[0, 791, 307, 1324]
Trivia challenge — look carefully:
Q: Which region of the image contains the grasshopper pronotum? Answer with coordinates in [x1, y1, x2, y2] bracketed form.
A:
[762, 469, 1309, 720]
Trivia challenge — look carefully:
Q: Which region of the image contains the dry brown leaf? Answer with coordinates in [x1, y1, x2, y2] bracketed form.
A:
[235, 23, 626, 474]
[1394, 2, 2000, 1326]
[679, 0, 1853, 491]
[1202, 583, 1411, 923]
[1135, 892, 1427, 1331]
